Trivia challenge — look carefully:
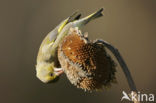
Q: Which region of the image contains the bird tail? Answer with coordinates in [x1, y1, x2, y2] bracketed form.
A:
[75, 8, 104, 27]
[84, 8, 103, 23]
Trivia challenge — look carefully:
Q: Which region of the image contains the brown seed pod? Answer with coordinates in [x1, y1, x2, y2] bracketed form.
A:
[58, 28, 116, 91]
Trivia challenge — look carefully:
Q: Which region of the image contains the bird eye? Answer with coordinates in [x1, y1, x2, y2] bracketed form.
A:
[50, 73, 53, 76]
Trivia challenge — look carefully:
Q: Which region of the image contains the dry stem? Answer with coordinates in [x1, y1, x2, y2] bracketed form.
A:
[95, 40, 140, 103]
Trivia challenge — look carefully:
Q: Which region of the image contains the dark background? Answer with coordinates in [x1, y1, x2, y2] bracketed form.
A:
[0, 0, 156, 103]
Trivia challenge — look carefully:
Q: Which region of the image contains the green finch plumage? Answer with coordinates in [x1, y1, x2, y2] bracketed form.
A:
[36, 8, 103, 83]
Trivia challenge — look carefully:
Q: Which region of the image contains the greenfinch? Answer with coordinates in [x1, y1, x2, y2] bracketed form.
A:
[36, 8, 103, 83]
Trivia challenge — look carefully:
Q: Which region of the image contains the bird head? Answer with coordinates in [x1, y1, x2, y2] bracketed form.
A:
[36, 62, 62, 83]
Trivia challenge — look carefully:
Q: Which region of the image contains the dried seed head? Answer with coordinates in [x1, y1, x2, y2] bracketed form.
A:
[58, 27, 116, 91]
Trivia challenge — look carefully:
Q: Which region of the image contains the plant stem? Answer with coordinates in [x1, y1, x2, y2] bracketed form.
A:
[95, 40, 137, 92]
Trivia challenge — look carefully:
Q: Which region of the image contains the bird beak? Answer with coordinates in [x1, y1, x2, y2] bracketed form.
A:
[54, 68, 63, 76]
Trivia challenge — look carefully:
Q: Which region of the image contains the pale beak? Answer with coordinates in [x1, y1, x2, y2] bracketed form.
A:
[54, 68, 63, 76]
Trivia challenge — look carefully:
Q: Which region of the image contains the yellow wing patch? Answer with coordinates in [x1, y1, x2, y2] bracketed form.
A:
[58, 19, 69, 33]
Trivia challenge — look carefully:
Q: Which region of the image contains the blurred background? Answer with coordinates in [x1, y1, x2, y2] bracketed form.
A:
[0, 0, 156, 103]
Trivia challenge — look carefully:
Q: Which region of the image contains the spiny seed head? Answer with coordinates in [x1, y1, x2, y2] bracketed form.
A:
[58, 27, 116, 91]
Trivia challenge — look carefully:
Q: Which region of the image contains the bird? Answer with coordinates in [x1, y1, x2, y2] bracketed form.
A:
[36, 8, 104, 83]
[58, 27, 117, 91]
